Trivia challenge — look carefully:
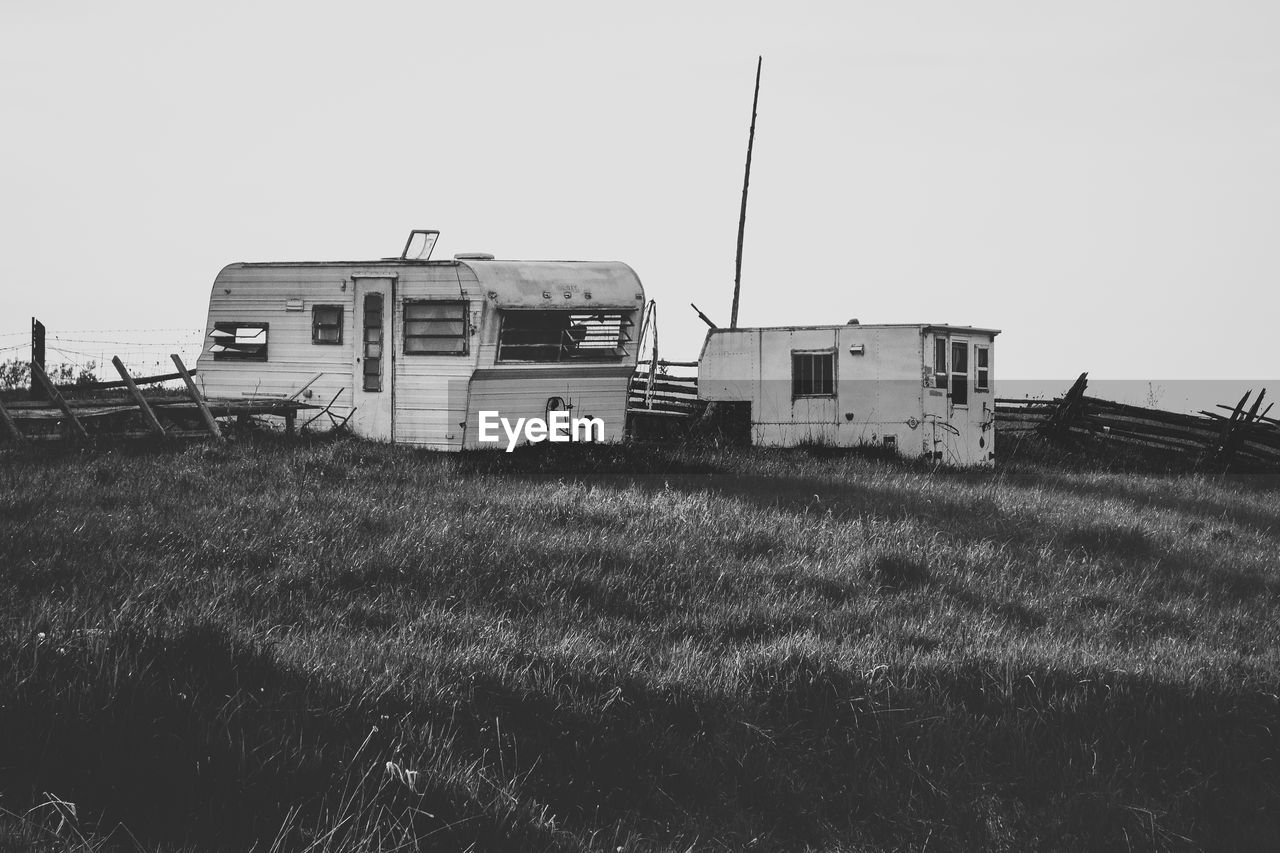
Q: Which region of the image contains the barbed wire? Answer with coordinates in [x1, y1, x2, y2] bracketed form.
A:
[1, 328, 206, 369]
[0, 328, 204, 339]
[47, 336, 201, 345]
[18, 327, 203, 334]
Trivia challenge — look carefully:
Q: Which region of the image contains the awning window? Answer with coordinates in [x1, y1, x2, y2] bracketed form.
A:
[497, 310, 633, 363]
[210, 322, 268, 361]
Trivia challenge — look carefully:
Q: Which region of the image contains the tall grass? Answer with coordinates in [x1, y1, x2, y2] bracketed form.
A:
[1, 436, 1278, 850]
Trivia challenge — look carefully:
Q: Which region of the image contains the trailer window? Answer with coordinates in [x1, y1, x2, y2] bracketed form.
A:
[210, 322, 268, 361]
[950, 340, 969, 405]
[312, 305, 343, 344]
[933, 337, 947, 388]
[792, 351, 835, 397]
[362, 294, 384, 391]
[404, 301, 468, 355]
[497, 310, 633, 362]
[975, 345, 990, 392]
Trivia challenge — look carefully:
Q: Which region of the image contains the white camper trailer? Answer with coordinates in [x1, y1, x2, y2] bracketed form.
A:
[196, 232, 644, 449]
[697, 323, 1000, 465]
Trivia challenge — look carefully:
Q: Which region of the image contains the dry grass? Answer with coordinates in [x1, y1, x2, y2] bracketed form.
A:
[1, 436, 1278, 851]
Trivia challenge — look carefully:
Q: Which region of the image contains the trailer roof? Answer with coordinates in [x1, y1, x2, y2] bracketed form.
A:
[709, 323, 1001, 336]
[227, 257, 644, 310]
[460, 260, 643, 309]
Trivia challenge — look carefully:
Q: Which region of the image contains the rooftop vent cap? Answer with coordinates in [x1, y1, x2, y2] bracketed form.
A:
[454, 253, 495, 261]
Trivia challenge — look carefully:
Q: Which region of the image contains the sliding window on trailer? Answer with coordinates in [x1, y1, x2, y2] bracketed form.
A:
[497, 310, 633, 362]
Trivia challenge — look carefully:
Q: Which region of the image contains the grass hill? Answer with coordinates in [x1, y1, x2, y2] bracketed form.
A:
[1, 437, 1278, 851]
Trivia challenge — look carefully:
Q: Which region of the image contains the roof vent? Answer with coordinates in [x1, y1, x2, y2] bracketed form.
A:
[454, 253, 495, 261]
[401, 230, 439, 260]
[847, 318, 860, 325]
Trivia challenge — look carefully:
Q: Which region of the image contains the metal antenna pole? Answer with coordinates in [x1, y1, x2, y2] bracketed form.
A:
[730, 56, 762, 329]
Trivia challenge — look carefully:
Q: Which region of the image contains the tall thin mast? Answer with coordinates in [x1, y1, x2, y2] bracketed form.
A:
[730, 56, 762, 330]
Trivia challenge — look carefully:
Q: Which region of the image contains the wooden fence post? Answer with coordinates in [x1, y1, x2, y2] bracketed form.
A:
[112, 356, 166, 437]
[170, 354, 223, 442]
[30, 362, 88, 440]
[30, 317, 46, 401]
[0, 396, 28, 447]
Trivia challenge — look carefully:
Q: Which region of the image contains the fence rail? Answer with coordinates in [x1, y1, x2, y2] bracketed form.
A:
[627, 368, 703, 418]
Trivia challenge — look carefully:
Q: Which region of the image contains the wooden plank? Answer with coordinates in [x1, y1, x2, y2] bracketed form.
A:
[9, 405, 139, 420]
[170, 354, 223, 442]
[30, 318, 45, 401]
[112, 357, 166, 437]
[287, 373, 324, 402]
[1087, 412, 1221, 443]
[50, 369, 194, 393]
[628, 400, 702, 412]
[1046, 373, 1089, 436]
[628, 378, 700, 395]
[1214, 403, 1280, 427]
[629, 397, 700, 409]
[635, 359, 699, 369]
[1216, 391, 1251, 463]
[625, 407, 701, 418]
[1197, 412, 1280, 450]
[1083, 397, 1217, 429]
[23, 429, 214, 443]
[0, 396, 29, 447]
[30, 362, 88, 440]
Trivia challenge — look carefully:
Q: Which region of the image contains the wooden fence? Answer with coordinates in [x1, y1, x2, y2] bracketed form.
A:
[627, 361, 703, 418]
[0, 355, 321, 445]
[996, 372, 1280, 468]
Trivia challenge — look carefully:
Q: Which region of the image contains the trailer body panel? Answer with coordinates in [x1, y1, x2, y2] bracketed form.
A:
[196, 256, 644, 449]
[698, 323, 1000, 465]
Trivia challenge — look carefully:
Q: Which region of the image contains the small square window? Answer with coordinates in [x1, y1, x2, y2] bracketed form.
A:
[312, 305, 343, 344]
[792, 351, 835, 397]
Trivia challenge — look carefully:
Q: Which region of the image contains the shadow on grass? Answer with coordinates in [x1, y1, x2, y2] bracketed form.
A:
[3, 622, 1279, 851]
[0, 625, 567, 853]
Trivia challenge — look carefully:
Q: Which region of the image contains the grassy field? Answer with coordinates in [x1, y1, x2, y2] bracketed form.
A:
[1, 436, 1278, 851]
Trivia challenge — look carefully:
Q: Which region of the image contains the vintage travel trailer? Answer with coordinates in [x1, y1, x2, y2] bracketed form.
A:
[196, 231, 644, 449]
[697, 323, 1000, 465]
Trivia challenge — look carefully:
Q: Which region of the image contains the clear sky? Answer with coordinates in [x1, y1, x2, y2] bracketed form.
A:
[2, 0, 1278, 380]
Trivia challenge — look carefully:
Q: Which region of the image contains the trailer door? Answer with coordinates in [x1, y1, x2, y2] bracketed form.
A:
[351, 275, 395, 440]
[923, 334, 949, 460]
